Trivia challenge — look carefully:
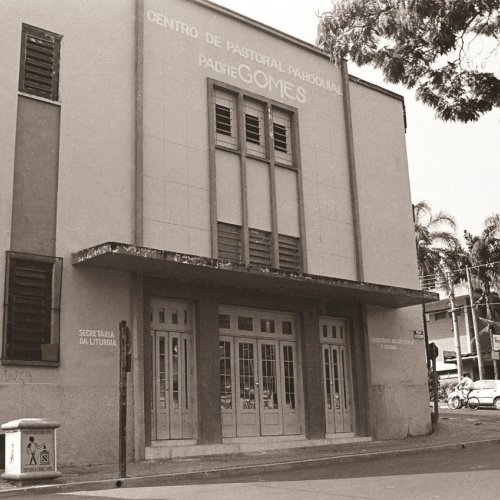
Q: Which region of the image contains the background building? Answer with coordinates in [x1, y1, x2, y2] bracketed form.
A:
[427, 283, 500, 382]
[1, 0, 435, 466]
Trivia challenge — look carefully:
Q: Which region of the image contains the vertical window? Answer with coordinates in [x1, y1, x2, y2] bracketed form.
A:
[211, 82, 302, 272]
[283, 345, 296, 409]
[214, 89, 237, 149]
[244, 100, 266, 158]
[219, 341, 232, 410]
[2, 252, 62, 364]
[272, 109, 293, 166]
[19, 24, 62, 101]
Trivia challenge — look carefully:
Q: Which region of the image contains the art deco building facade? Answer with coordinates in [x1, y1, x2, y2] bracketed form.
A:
[0, 0, 435, 465]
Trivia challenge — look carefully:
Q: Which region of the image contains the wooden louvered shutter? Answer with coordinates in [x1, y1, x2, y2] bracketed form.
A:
[3, 253, 62, 363]
[248, 228, 272, 267]
[217, 222, 242, 262]
[19, 24, 62, 101]
[278, 234, 301, 272]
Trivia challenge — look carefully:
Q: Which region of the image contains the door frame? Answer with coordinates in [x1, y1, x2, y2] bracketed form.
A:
[320, 317, 354, 435]
[148, 298, 197, 442]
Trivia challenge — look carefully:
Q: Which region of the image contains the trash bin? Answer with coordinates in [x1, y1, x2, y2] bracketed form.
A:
[1, 418, 62, 481]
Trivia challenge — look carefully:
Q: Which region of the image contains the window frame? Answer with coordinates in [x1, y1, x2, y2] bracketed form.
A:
[208, 79, 307, 273]
[2, 251, 62, 366]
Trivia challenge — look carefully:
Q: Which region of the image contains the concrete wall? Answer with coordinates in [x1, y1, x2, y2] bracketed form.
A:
[365, 305, 431, 439]
[350, 82, 419, 290]
[0, 0, 136, 465]
[142, 0, 358, 279]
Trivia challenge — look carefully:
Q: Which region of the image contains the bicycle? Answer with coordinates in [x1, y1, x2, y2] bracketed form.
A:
[447, 387, 480, 410]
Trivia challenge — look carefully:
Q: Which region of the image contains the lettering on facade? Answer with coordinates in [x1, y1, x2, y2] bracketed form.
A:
[370, 337, 415, 351]
[78, 329, 117, 347]
[146, 9, 343, 104]
[0, 369, 33, 384]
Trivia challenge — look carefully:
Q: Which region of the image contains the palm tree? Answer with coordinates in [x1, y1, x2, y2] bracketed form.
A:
[464, 213, 500, 379]
[413, 202, 462, 413]
[413, 201, 461, 287]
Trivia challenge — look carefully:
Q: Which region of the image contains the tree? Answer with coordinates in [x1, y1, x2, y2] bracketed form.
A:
[464, 213, 500, 378]
[413, 201, 464, 383]
[413, 201, 461, 282]
[318, 0, 500, 122]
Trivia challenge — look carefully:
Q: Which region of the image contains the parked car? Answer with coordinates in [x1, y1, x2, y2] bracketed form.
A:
[468, 380, 500, 409]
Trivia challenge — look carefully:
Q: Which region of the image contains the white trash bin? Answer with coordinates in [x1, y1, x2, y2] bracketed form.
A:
[1, 418, 62, 481]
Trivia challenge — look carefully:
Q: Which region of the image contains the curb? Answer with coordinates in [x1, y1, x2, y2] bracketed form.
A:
[1, 438, 499, 497]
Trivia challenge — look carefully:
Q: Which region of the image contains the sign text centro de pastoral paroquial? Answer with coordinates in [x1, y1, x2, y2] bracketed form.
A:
[146, 9, 343, 104]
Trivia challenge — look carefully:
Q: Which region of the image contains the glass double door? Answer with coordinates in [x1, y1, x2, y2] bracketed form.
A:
[151, 330, 194, 440]
[221, 337, 299, 437]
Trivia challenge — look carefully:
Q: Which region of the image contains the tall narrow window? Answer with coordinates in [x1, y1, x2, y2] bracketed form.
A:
[214, 89, 237, 149]
[19, 24, 62, 101]
[244, 100, 266, 158]
[2, 252, 62, 364]
[272, 109, 293, 167]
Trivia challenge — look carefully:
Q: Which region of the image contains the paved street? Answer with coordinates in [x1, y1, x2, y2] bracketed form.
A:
[21, 440, 500, 500]
[3, 408, 500, 499]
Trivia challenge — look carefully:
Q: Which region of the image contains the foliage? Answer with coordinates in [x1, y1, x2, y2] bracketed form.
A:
[413, 201, 462, 288]
[318, 0, 500, 122]
[464, 213, 500, 327]
[438, 378, 457, 401]
[428, 369, 450, 402]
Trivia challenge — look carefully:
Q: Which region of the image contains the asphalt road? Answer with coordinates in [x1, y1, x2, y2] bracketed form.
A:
[30, 440, 500, 500]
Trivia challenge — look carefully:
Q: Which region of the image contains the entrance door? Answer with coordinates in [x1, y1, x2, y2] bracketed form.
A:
[151, 330, 194, 440]
[321, 318, 352, 434]
[258, 340, 283, 436]
[233, 339, 285, 437]
[235, 339, 260, 437]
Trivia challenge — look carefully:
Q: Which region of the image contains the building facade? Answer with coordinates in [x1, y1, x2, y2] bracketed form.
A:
[427, 283, 500, 381]
[1, 0, 435, 466]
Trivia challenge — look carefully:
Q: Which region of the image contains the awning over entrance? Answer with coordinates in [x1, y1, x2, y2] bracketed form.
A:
[72, 242, 437, 308]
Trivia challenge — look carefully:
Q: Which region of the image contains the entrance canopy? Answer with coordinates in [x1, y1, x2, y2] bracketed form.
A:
[72, 242, 437, 308]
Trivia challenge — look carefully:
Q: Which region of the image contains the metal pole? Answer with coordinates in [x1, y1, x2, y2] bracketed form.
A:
[118, 320, 128, 478]
[448, 286, 463, 380]
[486, 296, 499, 379]
[466, 266, 485, 380]
[431, 353, 439, 423]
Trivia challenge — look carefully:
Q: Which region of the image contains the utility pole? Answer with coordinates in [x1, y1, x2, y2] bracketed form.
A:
[448, 284, 463, 380]
[118, 320, 131, 478]
[466, 266, 485, 380]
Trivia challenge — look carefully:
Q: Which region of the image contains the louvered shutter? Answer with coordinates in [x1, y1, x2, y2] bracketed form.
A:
[19, 24, 62, 101]
[278, 234, 301, 271]
[217, 222, 242, 262]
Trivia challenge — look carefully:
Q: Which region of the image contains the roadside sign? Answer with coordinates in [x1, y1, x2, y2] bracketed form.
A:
[493, 334, 500, 351]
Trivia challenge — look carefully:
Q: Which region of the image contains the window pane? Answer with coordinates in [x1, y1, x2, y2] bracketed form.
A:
[219, 314, 231, 329]
[261, 344, 278, 409]
[239, 343, 255, 409]
[238, 316, 253, 331]
[219, 341, 232, 410]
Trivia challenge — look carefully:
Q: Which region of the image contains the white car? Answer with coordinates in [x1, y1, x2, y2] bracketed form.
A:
[468, 380, 500, 409]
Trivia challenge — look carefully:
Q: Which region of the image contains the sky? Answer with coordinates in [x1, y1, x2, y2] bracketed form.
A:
[210, 0, 500, 237]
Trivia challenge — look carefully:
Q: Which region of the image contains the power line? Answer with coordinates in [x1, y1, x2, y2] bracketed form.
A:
[418, 259, 500, 280]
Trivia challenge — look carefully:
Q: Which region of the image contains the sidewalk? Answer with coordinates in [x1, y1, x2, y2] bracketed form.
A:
[1, 412, 500, 497]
